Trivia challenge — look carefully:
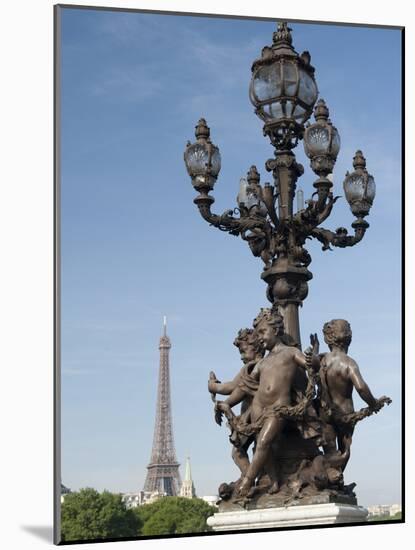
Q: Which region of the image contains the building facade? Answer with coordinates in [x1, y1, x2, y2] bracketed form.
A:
[367, 504, 402, 517]
[122, 490, 167, 508]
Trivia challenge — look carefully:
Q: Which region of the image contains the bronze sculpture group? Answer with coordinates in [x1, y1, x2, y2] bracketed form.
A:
[184, 22, 392, 510]
[208, 311, 390, 507]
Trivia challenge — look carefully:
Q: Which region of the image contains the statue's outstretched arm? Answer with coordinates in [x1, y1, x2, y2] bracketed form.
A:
[348, 360, 378, 408]
[209, 372, 242, 396]
[214, 387, 247, 427]
[220, 363, 260, 408]
[224, 387, 247, 408]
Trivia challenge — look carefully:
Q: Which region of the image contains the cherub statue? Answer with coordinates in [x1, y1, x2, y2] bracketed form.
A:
[316, 319, 391, 469]
[214, 308, 320, 498]
[208, 327, 265, 478]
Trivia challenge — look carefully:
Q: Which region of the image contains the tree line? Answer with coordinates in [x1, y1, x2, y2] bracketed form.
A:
[60, 488, 217, 542]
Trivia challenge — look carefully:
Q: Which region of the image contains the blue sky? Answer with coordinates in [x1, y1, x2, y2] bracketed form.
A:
[60, 7, 402, 506]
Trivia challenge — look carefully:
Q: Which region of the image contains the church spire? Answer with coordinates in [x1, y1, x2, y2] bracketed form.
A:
[184, 455, 192, 481]
[180, 456, 196, 498]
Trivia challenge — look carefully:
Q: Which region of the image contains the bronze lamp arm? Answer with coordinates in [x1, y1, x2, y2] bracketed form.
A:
[311, 219, 369, 251]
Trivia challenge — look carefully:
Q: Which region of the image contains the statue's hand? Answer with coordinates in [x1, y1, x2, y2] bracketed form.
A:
[372, 402, 382, 413]
[214, 401, 234, 425]
[310, 333, 320, 355]
[304, 347, 313, 366]
[379, 395, 392, 405]
[208, 371, 221, 393]
[214, 402, 224, 426]
[214, 409, 223, 426]
[373, 395, 392, 412]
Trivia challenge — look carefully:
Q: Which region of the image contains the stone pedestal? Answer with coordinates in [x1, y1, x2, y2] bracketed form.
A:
[207, 503, 368, 531]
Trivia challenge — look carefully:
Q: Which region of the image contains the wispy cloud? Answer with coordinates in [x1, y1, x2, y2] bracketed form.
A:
[185, 33, 261, 89]
[90, 66, 164, 103]
[89, 12, 263, 114]
[96, 10, 171, 46]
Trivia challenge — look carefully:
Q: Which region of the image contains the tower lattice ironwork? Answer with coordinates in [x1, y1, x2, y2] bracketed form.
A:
[143, 318, 181, 496]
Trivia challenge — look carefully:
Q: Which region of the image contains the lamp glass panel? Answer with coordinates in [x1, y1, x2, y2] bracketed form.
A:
[331, 128, 341, 156]
[293, 104, 306, 122]
[306, 126, 331, 155]
[253, 64, 282, 101]
[365, 175, 376, 201]
[246, 190, 259, 210]
[184, 143, 209, 175]
[269, 101, 284, 120]
[283, 62, 298, 96]
[344, 174, 366, 202]
[298, 69, 318, 106]
[258, 104, 270, 119]
[284, 99, 295, 117]
[237, 178, 249, 206]
[210, 148, 221, 177]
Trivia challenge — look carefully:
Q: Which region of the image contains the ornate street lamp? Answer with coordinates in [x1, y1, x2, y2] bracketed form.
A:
[303, 98, 340, 209]
[249, 22, 318, 149]
[184, 118, 221, 193]
[343, 150, 376, 218]
[183, 22, 375, 347]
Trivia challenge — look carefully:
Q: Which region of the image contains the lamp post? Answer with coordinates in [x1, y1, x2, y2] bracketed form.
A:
[184, 22, 375, 348]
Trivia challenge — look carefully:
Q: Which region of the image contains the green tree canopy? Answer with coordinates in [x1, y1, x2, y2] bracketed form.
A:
[134, 497, 216, 536]
[61, 488, 142, 542]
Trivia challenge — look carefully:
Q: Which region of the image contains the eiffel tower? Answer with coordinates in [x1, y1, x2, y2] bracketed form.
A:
[143, 317, 181, 496]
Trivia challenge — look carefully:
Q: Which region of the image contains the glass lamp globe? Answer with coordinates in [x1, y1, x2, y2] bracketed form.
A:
[237, 177, 267, 217]
[249, 22, 318, 147]
[304, 99, 340, 158]
[184, 118, 221, 191]
[247, 191, 268, 217]
[250, 60, 318, 124]
[343, 150, 376, 218]
[245, 165, 268, 216]
[237, 178, 249, 207]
